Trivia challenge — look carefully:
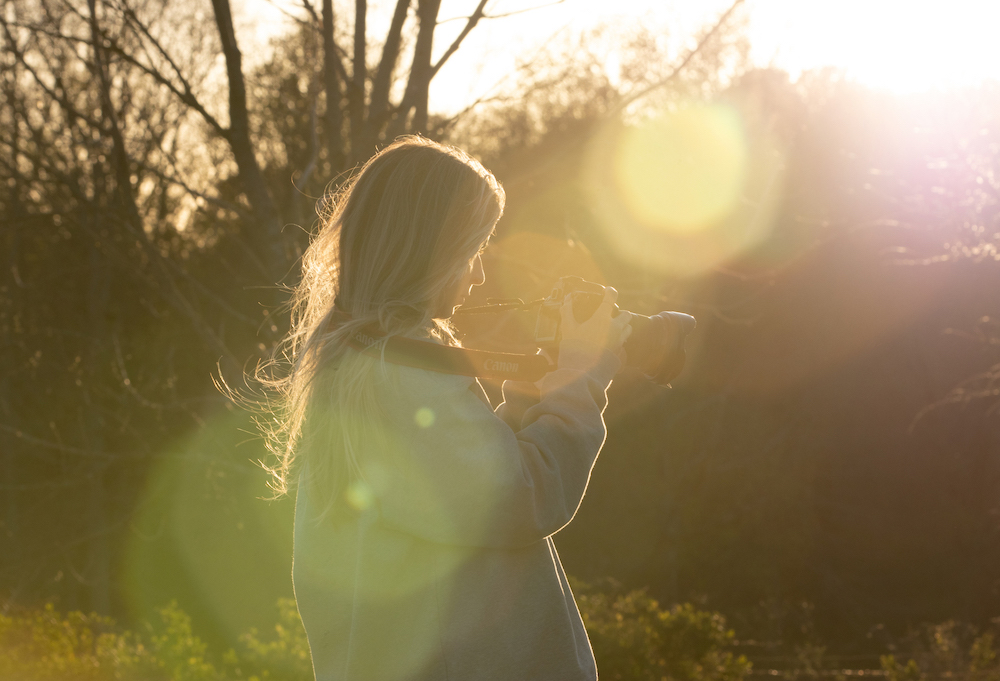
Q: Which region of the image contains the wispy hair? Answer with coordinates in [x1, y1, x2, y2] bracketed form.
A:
[258, 136, 504, 520]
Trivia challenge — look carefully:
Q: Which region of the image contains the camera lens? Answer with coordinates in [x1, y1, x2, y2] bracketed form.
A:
[624, 312, 696, 386]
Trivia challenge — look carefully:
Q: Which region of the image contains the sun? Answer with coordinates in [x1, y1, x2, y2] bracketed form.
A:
[751, 0, 1000, 93]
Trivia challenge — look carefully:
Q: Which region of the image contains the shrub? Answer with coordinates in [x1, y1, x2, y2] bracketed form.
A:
[0, 590, 755, 681]
[222, 598, 312, 681]
[0, 603, 144, 681]
[574, 580, 753, 681]
[881, 621, 1000, 681]
[142, 602, 222, 681]
[0, 599, 311, 681]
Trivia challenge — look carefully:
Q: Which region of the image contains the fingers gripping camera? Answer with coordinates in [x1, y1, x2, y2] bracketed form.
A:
[535, 277, 696, 386]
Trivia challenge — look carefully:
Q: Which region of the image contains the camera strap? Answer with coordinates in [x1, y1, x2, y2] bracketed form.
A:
[331, 313, 552, 382]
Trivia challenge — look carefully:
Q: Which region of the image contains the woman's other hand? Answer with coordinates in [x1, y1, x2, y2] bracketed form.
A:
[557, 286, 632, 370]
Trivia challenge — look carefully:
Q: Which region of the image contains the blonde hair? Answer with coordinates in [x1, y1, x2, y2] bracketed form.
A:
[262, 136, 504, 519]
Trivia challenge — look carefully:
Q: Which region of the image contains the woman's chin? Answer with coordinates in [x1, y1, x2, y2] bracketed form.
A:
[431, 304, 460, 320]
[431, 294, 466, 320]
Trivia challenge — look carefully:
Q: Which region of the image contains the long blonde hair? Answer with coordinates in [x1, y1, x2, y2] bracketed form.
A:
[262, 136, 505, 519]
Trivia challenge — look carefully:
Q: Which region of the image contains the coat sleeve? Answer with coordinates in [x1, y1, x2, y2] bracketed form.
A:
[364, 350, 621, 548]
[493, 380, 541, 431]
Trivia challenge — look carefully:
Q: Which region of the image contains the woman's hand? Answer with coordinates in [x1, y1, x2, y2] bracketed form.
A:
[557, 286, 632, 369]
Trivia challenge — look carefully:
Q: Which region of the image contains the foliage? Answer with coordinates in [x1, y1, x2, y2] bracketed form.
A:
[0, 599, 312, 681]
[0, 603, 143, 681]
[0, 593, 756, 681]
[221, 598, 312, 681]
[144, 602, 220, 681]
[4, 596, 1000, 681]
[574, 580, 752, 681]
[881, 621, 1000, 681]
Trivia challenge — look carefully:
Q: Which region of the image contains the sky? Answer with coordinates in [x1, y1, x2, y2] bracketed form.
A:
[236, 0, 1000, 114]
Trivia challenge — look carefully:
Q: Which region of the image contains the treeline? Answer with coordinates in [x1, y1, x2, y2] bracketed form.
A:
[4, 592, 1000, 681]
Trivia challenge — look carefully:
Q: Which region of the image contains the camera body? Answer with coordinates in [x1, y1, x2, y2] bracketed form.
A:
[535, 276, 696, 386]
[535, 276, 607, 343]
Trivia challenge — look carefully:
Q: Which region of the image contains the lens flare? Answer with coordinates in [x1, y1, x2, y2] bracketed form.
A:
[614, 105, 747, 232]
[414, 407, 436, 428]
[123, 410, 294, 646]
[585, 103, 785, 277]
[345, 478, 375, 510]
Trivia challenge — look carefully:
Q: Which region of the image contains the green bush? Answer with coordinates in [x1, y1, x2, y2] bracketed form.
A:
[0, 599, 311, 681]
[14, 595, 999, 681]
[0, 603, 149, 681]
[574, 580, 752, 681]
[881, 621, 1000, 681]
[221, 598, 312, 681]
[0, 590, 748, 681]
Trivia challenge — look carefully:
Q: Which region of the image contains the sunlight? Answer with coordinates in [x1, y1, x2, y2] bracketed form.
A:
[239, 0, 1000, 115]
[751, 0, 1000, 93]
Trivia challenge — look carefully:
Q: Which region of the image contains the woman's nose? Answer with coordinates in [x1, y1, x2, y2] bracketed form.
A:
[472, 254, 486, 286]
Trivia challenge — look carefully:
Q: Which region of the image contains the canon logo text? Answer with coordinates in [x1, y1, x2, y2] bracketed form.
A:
[484, 359, 519, 373]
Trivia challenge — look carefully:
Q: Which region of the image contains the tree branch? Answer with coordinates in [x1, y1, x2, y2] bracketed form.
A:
[0, 424, 122, 460]
[119, 0, 204, 106]
[258, 0, 315, 29]
[429, 0, 487, 79]
[611, 0, 746, 115]
[295, 79, 322, 191]
[134, 160, 250, 219]
[100, 34, 227, 137]
[436, 0, 563, 24]
[0, 19, 103, 132]
[482, 0, 563, 20]
[300, 0, 321, 26]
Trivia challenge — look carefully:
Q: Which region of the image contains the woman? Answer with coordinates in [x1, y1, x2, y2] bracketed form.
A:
[266, 136, 631, 681]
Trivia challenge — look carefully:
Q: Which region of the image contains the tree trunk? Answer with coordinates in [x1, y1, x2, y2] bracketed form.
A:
[83, 0, 119, 615]
[388, 0, 440, 138]
[85, 467, 112, 614]
[81, 307, 111, 614]
[363, 0, 409, 151]
[211, 0, 285, 276]
[87, 0, 140, 230]
[349, 0, 367, 162]
[322, 0, 345, 169]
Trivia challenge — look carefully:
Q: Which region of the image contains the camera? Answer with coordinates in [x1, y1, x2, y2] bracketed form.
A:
[445, 276, 696, 384]
[534, 276, 696, 386]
